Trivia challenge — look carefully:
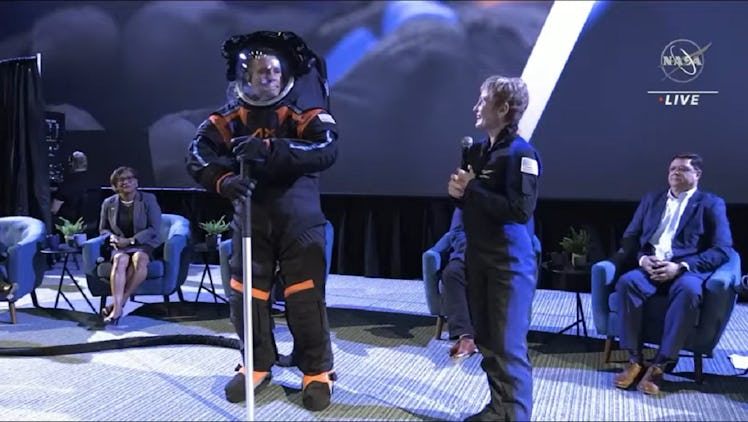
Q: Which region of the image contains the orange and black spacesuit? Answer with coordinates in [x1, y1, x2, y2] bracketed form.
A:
[186, 31, 337, 411]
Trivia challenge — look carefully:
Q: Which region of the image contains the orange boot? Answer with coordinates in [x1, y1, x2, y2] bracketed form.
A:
[301, 371, 336, 411]
[224, 364, 271, 403]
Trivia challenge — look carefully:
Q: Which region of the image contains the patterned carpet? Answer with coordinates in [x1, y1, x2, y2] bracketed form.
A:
[1, 265, 747, 421]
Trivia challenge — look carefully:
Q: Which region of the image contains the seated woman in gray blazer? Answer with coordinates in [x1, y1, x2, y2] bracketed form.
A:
[99, 166, 163, 325]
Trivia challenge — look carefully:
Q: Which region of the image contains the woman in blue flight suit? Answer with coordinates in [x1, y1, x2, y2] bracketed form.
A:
[448, 75, 541, 422]
[186, 31, 337, 411]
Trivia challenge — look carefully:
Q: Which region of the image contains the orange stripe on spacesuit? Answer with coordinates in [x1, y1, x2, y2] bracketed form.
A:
[237, 107, 249, 127]
[302, 371, 335, 390]
[211, 109, 250, 145]
[229, 278, 271, 301]
[214, 171, 234, 193]
[251, 288, 270, 301]
[230, 278, 243, 292]
[292, 108, 324, 138]
[209, 114, 232, 142]
[275, 106, 291, 126]
[284, 279, 315, 298]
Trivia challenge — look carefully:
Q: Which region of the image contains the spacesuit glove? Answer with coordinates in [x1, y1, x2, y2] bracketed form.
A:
[231, 136, 270, 163]
[219, 174, 253, 201]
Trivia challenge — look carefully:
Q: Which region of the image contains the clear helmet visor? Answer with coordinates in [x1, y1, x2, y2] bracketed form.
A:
[232, 49, 295, 107]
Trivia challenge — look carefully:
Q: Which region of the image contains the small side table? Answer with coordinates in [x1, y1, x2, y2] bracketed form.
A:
[41, 245, 97, 313]
[541, 262, 591, 337]
[193, 242, 227, 304]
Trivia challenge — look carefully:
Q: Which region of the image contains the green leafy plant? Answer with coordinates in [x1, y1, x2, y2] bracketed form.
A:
[55, 217, 85, 237]
[199, 215, 230, 236]
[559, 226, 590, 255]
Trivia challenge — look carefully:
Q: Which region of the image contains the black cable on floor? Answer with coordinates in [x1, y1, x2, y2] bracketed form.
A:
[0, 334, 240, 357]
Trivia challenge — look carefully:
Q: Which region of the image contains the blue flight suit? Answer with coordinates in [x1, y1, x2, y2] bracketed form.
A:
[458, 126, 541, 421]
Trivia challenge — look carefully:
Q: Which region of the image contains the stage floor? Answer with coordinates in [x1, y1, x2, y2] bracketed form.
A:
[1, 263, 747, 421]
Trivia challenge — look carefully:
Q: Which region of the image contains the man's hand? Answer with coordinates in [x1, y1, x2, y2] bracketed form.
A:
[640, 255, 659, 276]
[231, 136, 270, 162]
[650, 260, 683, 282]
[447, 167, 476, 199]
[219, 174, 253, 202]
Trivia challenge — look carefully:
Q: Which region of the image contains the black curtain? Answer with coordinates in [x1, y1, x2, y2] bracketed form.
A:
[139, 188, 459, 279]
[0, 55, 49, 227]
[321, 195, 455, 279]
[135, 188, 747, 302]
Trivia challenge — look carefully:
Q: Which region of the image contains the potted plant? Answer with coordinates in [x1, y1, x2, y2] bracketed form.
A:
[199, 215, 230, 249]
[55, 217, 86, 247]
[559, 226, 591, 268]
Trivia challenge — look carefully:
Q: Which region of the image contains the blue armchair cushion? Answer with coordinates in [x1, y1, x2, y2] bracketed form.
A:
[591, 248, 741, 355]
[0, 246, 8, 284]
[82, 214, 190, 298]
[95, 260, 164, 280]
[0, 217, 46, 301]
[422, 231, 452, 316]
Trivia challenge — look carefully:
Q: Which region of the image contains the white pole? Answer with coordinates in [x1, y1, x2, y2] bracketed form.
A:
[36, 53, 41, 75]
[242, 235, 254, 421]
[240, 161, 254, 421]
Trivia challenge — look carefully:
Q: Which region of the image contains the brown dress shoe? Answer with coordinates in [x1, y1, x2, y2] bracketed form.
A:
[449, 336, 478, 363]
[637, 365, 664, 395]
[615, 361, 644, 389]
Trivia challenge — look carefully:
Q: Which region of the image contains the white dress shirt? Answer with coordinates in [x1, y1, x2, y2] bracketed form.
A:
[639, 187, 697, 269]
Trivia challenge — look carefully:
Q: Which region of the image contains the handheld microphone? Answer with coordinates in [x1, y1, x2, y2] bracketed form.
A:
[460, 136, 473, 171]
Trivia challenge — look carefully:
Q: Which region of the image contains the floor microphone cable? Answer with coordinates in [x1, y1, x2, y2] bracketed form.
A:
[0, 334, 240, 357]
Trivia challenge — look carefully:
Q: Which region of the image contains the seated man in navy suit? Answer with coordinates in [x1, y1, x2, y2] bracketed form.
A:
[612, 152, 732, 395]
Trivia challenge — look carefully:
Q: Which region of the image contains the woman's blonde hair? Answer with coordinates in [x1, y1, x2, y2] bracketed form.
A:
[480, 75, 529, 125]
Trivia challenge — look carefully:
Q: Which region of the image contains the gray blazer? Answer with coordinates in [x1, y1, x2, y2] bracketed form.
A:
[99, 191, 163, 249]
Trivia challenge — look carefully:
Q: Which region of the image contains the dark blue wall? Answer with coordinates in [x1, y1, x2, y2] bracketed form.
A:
[532, 1, 748, 203]
[0, 0, 552, 195]
[3, 1, 745, 203]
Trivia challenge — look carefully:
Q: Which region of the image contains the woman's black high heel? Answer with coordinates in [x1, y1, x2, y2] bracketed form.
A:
[103, 315, 120, 326]
[100, 304, 115, 319]
[101, 304, 121, 325]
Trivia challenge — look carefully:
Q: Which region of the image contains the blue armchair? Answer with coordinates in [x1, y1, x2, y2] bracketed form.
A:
[218, 220, 335, 298]
[82, 213, 191, 312]
[422, 231, 542, 339]
[0, 216, 46, 323]
[590, 248, 742, 383]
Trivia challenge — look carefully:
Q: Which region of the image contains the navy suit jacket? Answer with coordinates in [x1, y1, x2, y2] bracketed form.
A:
[615, 189, 732, 278]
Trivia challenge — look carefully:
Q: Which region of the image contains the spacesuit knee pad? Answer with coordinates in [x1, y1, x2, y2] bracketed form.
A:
[229, 280, 274, 340]
[283, 279, 323, 304]
[284, 279, 329, 334]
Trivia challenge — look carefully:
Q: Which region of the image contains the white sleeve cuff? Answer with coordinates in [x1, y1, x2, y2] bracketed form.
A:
[638, 256, 646, 266]
[680, 261, 690, 271]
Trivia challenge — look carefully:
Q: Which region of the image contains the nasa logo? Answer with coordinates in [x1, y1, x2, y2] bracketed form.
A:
[659, 39, 711, 83]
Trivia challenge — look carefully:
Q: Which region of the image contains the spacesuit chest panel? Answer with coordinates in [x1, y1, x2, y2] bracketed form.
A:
[226, 107, 295, 139]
